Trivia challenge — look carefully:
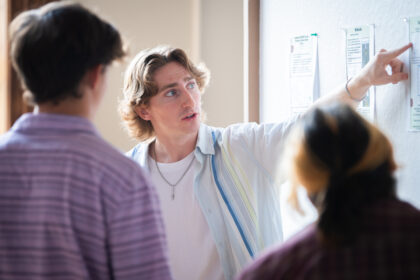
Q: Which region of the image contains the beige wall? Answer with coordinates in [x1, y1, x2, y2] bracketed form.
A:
[200, 0, 244, 128]
[81, 0, 244, 151]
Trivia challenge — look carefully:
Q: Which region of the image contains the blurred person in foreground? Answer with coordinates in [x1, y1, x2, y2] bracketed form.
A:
[237, 102, 420, 280]
[0, 2, 171, 279]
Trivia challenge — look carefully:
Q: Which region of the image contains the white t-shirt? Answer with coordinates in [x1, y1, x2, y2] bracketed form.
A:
[149, 152, 225, 280]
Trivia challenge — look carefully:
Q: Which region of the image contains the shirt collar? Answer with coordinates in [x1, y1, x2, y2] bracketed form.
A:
[11, 113, 99, 137]
[129, 122, 216, 172]
[196, 123, 215, 155]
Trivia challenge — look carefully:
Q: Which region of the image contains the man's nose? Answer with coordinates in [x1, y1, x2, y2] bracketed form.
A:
[181, 88, 195, 107]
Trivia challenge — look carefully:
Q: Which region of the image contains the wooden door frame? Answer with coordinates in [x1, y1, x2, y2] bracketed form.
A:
[0, 0, 10, 134]
[247, 0, 260, 123]
[0, 0, 54, 134]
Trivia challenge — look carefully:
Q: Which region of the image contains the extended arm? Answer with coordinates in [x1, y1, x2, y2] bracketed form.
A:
[315, 43, 412, 107]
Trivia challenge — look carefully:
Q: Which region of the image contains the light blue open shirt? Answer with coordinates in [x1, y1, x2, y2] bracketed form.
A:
[127, 118, 297, 280]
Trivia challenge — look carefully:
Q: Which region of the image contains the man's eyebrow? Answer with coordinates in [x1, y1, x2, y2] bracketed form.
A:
[158, 76, 194, 92]
[159, 82, 177, 92]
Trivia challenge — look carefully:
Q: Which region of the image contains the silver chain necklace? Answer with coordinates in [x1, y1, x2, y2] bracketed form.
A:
[153, 143, 195, 200]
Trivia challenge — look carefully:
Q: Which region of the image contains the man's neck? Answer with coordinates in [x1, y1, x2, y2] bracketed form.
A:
[36, 95, 95, 121]
[153, 132, 198, 163]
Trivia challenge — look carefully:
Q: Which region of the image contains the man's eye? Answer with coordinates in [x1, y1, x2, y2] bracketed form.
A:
[187, 82, 196, 89]
[165, 90, 176, 97]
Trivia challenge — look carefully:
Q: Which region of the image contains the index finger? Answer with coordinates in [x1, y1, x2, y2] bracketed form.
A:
[382, 43, 413, 60]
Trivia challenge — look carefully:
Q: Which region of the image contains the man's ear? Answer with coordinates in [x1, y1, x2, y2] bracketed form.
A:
[134, 104, 151, 121]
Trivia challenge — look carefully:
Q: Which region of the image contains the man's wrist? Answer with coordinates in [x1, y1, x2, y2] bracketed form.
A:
[346, 74, 371, 102]
[345, 77, 365, 102]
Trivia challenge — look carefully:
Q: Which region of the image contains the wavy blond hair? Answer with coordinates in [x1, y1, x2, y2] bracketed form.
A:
[118, 46, 210, 141]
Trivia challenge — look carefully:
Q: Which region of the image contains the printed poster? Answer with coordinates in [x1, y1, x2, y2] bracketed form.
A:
[345, 25, 375, 121]
[289, 34, 320, 116]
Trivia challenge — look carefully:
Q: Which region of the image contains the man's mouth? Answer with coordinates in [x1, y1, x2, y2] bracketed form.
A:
[182, 113, 197, 120]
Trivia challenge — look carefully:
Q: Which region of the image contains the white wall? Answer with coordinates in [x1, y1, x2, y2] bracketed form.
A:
[261, 0, 420, 208]
[80, 0, 245, 152]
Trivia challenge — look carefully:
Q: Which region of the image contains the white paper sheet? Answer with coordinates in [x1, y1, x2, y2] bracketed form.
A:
[289, 34, 320, 116]
[409, 16, 420, 132]
[345, 25, 375, 121]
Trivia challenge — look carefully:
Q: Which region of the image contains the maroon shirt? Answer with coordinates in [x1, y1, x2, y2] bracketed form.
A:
[237, 198, 420, 280]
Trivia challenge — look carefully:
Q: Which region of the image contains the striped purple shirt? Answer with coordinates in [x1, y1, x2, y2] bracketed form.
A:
[237, 198, 420, 280]
[0, 113, 172, 280]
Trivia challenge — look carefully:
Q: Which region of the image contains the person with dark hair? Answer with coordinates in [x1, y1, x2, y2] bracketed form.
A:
[1, 2, 171, 279]
[237, 103, 420, 280]
[118, 44, 411, 280]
